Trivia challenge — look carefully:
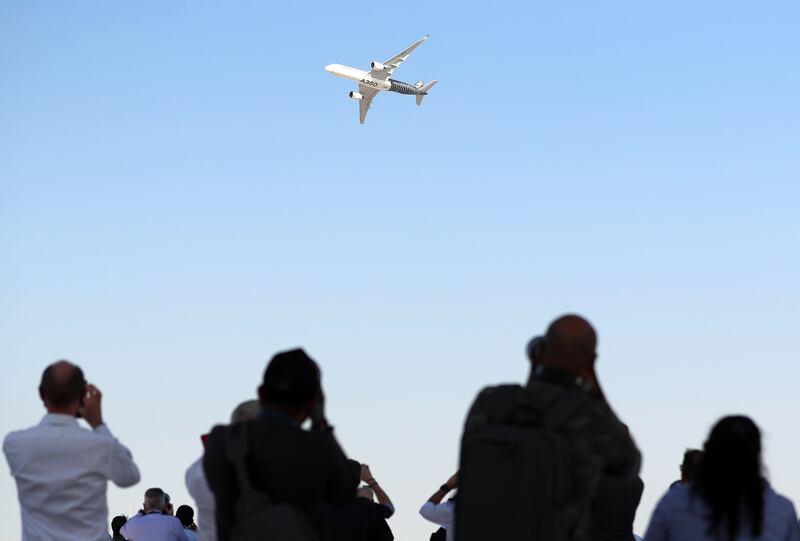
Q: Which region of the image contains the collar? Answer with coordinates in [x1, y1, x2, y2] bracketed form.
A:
[40, 413, 80, 427]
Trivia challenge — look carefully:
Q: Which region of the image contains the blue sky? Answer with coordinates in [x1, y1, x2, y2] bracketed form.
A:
[2, 1, 799, 539]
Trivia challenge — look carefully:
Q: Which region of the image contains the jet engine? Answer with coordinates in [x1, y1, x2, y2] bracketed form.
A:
[370, 61, 387, 70]
[349, 91, 364, 101]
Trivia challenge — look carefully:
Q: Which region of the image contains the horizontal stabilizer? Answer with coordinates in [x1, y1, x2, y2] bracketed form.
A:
[416, 80, 438, 106]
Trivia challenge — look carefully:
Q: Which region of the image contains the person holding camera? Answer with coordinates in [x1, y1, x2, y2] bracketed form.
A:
[203, 348, 355, 540]
[457, 315, 640, 541]
[3, 360, 141, 541]
[120, 488, 186, 541]
[325, 461, 396, 541]
[420, 472, 459, 541]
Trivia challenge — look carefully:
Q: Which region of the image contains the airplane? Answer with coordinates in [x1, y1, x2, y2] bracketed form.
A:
[324, 35, 438, 124]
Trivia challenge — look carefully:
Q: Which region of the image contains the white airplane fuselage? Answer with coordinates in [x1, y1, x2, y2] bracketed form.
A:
[325, 64, 391, 91]
[324, 35, 437, 123]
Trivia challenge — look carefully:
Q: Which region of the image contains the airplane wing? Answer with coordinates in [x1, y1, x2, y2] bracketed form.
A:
[357, 83, 379, 124]
[368, 35, 428, 81]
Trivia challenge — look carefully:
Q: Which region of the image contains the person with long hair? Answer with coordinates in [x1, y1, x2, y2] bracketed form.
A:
[111, 515, 127, 541]
[645, 415, 800, 541]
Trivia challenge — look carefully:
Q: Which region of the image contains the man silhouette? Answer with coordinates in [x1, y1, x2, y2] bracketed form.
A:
[203, 349, 355, 540]
[460, 315, 641, 541]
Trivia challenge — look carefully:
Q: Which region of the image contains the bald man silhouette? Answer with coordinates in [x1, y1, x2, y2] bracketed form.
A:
[460, 314, 641, 541]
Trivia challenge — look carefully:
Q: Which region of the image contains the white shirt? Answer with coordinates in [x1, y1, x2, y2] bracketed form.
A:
[3, 413, 140, 541]
[120, 512, 186, 541]
[420, 500, 455, 541]
[185, 457, 216, 541]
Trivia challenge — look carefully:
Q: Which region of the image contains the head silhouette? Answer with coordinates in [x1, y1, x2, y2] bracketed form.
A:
[111, 515, 127, 537]
[680, 449, 703, 483]
[175, 505, 194, 528]
[39, 360, 86, 412]
[539, 314, 598, 378]
[694, 415, 763, 541]
[258, 349, 320, 420]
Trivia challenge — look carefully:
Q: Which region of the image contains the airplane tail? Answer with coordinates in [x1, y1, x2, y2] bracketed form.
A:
[416, 80, 438, 106]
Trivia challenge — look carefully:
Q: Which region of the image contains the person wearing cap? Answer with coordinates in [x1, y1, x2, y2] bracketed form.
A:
[203, 348, 355, 540]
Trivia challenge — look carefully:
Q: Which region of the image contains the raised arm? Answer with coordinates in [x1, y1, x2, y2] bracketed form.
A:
[361, 464, 394, 514]
[419, 474, 458, 527]
[83, 384, 141, 487]
[425, 472, 458, 505]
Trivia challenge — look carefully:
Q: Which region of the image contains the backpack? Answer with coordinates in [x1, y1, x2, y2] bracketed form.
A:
[454, 384, 588, 541]
[225, 425, 320, 541]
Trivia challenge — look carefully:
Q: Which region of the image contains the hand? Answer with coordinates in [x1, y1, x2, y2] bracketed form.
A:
[79, 384, 104, 429]
[361, 464, 374, 483]
[309, 388, 326, 426]
[446, 472, 459, 489]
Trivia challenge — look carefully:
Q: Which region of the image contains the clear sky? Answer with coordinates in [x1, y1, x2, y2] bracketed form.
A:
[1, 1, 799, 539]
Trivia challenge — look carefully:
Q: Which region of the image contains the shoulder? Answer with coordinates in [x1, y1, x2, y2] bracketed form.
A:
[764, 483, 799, 516]
[122, 513, 142, 527]
[3, 427, 28, 451]
[4, 423, 47, 444]
[185, 456, 203, 482]
[204, 424, 230, 453]
[665, 481, 691, 500]
[464, 384, 522, 429]
[207, 423, 229, 441]
[653, 483, 691, 513]
[474, 384, 522, 402]
[4, 423, 90, 454]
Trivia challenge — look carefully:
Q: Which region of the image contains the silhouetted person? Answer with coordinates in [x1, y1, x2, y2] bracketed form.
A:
[325, 461, 395, 541]
[121, 488, 186, 541]
[176, 505, 199, 541]
[458, 314, 641, 541]
[645, 416, 800, 541]
[589, 475, 644, 541]
[112, 515, 128, 541]
[363, 487, 395, 541]
[3, 360, 140, 541]
[204, 348, 354, 540]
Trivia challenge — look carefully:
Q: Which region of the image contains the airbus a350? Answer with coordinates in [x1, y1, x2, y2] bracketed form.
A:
[324, 35, 438, 124]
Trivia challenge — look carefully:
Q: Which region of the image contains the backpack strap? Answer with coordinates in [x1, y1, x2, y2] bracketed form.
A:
[225, 423, 274, 516]
[542, 389, 588, 430]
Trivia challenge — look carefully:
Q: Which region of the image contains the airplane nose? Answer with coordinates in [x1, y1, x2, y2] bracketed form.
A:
[324, 64, 334, 73]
